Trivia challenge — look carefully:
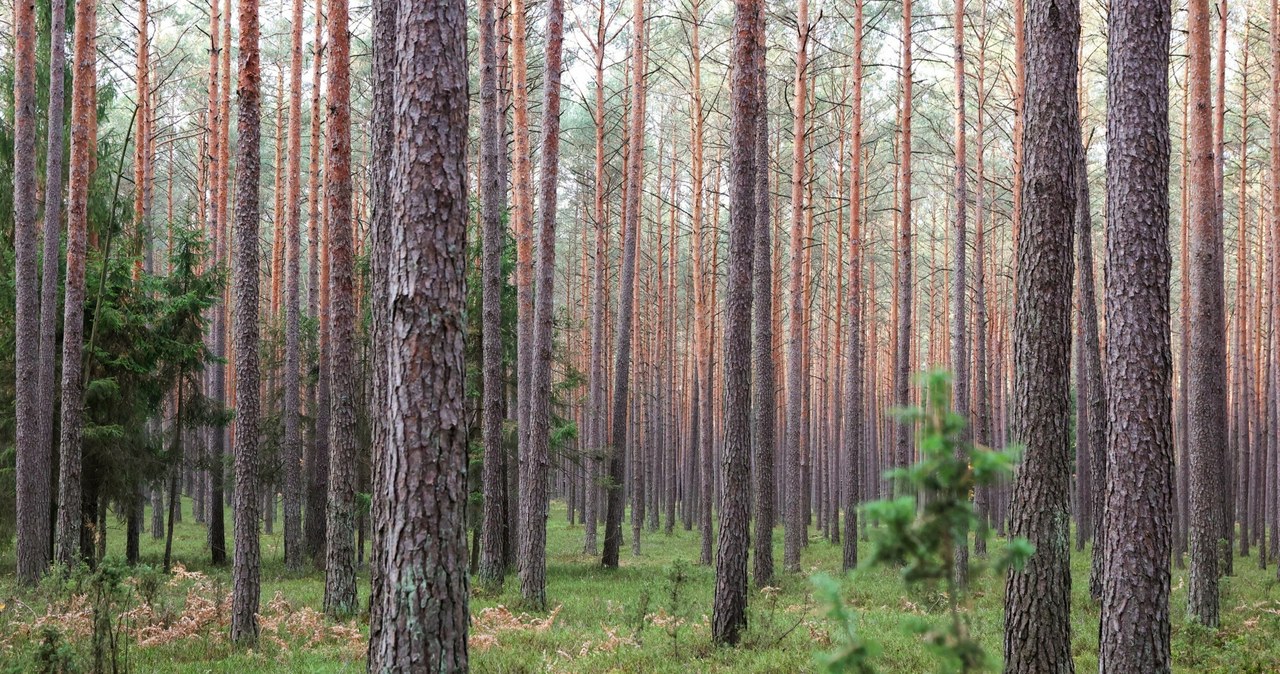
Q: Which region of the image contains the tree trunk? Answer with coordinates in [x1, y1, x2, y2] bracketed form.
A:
[712, 0, 762, 645]
[519, 0, 563, 610]
[477, 0, 508, 586]
[1187, 0, 1227, 628]
[783, 0, 811, 574]
[282, 0, 307, 574]
[950, 0, 971, 586]
[1097, 1, 1174, 670]
[1077, 143, 1108, 603]
[511, 0, 534, 536]
[972, 1, 992, 557]
[366, 0, 470, 666]
[206, 0, 228, 569]
[230, 0, 264, 646]
[33, 0, 69, 583]
[1002, 1, 1079, 672]
[304, 0, 329, 565]
[893, 0, 915, 487]
[841, 0, 865, 573]
[14, 0, 47, 585]
[752, 0, 776, 587]
[364, 0, 395, 653]
[601, 0, 646, 569]
[323, 0, 358, 618]
[54, 0, 98, 569]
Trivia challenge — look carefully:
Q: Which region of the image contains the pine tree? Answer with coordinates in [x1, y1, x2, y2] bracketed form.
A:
[1098, 1, 1174, 669]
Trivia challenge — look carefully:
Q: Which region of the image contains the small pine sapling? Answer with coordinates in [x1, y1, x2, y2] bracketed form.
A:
[816, 371, 1034, 673]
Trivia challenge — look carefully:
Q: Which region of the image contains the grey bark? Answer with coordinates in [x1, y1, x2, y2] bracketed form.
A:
[1097, 1, 1174, 670]
[1001, 1, 1079, 672]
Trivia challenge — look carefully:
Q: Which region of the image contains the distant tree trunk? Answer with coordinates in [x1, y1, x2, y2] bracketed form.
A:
[601, 0, 646, 569]
[282, 0, 307, 573]
[841, 0, 864, 574]
[14, 0, 47, 585]
[1097, 2, 1173, 671]
[1215, 0, 1234, 578]
[511, 0, 534, 533]
[1077, 143, 1108, 603]
[712, 0, 762, 645]
[1234, 13, 1253, 561]
[519, 0, 563, 610]
[950, 0, 971, 585]
[783, 0, 811, 574]
[230, 0, 264, 646]
[33, 0, 69, 582]
[972, 1, 992, 557]
[894, 0, 914, 483]
[582, 0, 609, 558]
[205, 0, 228, 568]
[54, 0, 98, 569]
[323, 0, 358, 618]
[752, 0, 776, 587]
[304, 0, 328, 563]
[477, 0, 508, 586]
[1187, 0, 1226, 628]
[1002, 1, 1079, 672]
[367, 0, 469, 667]
[686, 5, 714, 567]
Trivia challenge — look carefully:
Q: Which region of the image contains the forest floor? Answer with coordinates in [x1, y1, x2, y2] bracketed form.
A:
[2, 500, 1280, 673]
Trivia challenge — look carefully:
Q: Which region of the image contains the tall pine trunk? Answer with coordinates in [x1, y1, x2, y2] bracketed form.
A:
[519, 0, 563, 609]
[712, 0, 762, 645]
[230, 0, 264, 646]
[601, 0, 646, 569]
[281, 0, 307, 573]
[14, 0, 47, 585]
[1097, 1, 1174, 670]
[1002, 1, 1079, 671]
[367, 0, 470, 665]
[323, 0, 358, 618]
[1187, 0, 1227, 628]
[54, 0, 98, 569]
[477, 0, 509, 586]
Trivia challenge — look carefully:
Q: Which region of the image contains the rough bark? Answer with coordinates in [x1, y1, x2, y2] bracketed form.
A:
[477, 0, 508, 587]
[33, 0, 69, 583]
[206, 0, 228, 569]
[712, 0, 762, 645]
[1186, 0, 1226, 628]
[783, 0, 811, 574]
[1097, 1, 1174, 670]
[1076, 144, 1108, 603]
[14, 0, 47, 584]
[601, 0, 645, 569]
[841, 0, 865, 574]
[972, 1, 992, 557]
[752, 0, 775, 587]
[950, 0, 970, 585]
[519, 0, 563, 610]
[230, 0, 264, 646]
[282, 0, 307, 573]
[364, 0, 395, 652]
[323, 0, 357, 618]
[511, 0, 534, 519]
[366, 0, 470, 666]
[304, 0, 328, 563]
[894, 0, 914, 482]
[54, 0, 97, 569]
[1002, 1, 1078, 672]
[582, 0, 609, 558]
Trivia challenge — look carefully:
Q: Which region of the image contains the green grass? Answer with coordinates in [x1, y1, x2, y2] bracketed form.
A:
[3, 499, 1280, 672]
